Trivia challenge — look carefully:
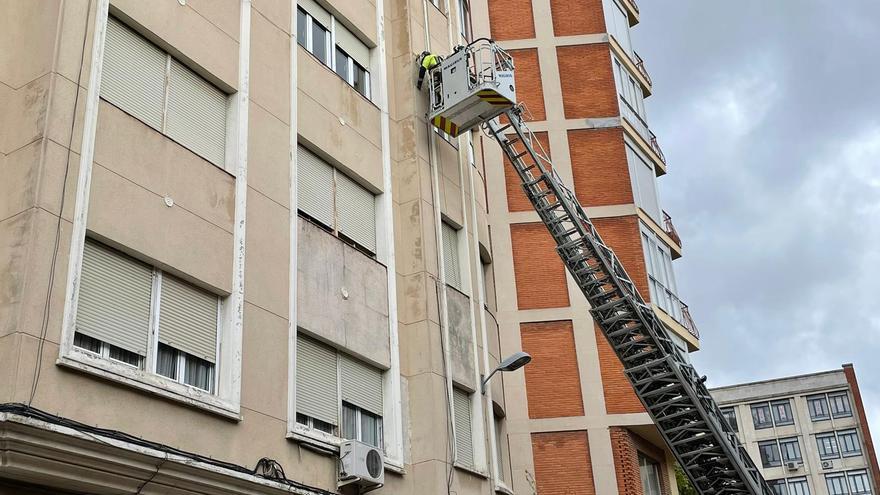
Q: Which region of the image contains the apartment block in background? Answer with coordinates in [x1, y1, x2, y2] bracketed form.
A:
[472, 0, 699, 492]
[0, 0, 515, 494]
[710, 365, 880, 495]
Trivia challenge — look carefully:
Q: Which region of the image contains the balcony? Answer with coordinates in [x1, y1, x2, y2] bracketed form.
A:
[619, 96, 667, 173]
[680, 302, 700, 340]
[633, 51, 652, 87]
[662, 211, 682, 248]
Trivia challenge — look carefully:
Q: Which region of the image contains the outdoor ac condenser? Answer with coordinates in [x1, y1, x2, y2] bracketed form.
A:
[339, 439, 384, 490]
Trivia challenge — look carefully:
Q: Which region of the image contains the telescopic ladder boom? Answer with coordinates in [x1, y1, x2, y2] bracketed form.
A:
[424, 40, 773, 494]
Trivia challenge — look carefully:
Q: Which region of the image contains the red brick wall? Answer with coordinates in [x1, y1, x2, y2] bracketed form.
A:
[507, 49, 545, 121]
[557, 44, 618, 119]
[510, 222, 570, 309]
[488, 0, 535, 40]
[532, 431, 596, 495]
[592, 215, 649, 299]
[610, 427, 671, 495]
[596, 323, 644, 414]
[550, 0, 605, 36]
[520, 320, 584, 418]
[504, 131, 551, 212]
[568, 127, 633, 207]
[843, 364, 880, 493]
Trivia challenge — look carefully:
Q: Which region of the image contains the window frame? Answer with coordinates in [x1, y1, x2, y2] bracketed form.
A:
[758, 439, 782, 468]
[638, 454, 663, 495]
[830, 391, 853, 418]
[779, 436, 803, 463]
[826, 473, 850, 495]
[751, 403, 774, 430]
[342, 402, 384, 450]
[772, 399, 795, 426]
[787, 477, 811, 495]
[721, 407, 739, 432]
[817, 432, 841, 460]
[838, 429, 862, 458]
[808, 394, 831, 421]
[847, 470, 872, 495]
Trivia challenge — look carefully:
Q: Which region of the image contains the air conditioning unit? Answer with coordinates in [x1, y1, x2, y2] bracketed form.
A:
[822, 460, 835, 470]
[786, 461, 799, 471]
[339, 440, 384, 489]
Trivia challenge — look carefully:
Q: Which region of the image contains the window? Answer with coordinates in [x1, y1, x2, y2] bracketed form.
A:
[638, 454, 662, 495]
[453, 387, 474, 468]
[827, 474, 850, 495]
[641, 227, 681, 322]
[457, 0, 472, 41]
[751, 403, 773, 430]
[830, 392, 853, 418]
[817, 433, 840, 460]
[772, 399, 795, 426]
[101, 17, 227, 168]
[768, 480, 787, 495]
[721, 407, 739, 432]
[626, 141, 660, 223]
[74, 239, 220, 393]
[808, 394, 831, 421]
[847, 470, 872, 495]
[787, 477, 811, 495]
[295, 335, 385, 447]
[758, 440, 782, 468]
[297, 146, 377, 254]
[605, 0, 633, 55]
[838, 429, 862, 457]
[442, 221, 463, 291]
[297, 2, 371, 98]
[779, 437, 802, 463]
[494, 413, 505, 482]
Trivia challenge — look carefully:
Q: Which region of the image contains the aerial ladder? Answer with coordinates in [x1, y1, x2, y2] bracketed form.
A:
[423, 40, 773, 495]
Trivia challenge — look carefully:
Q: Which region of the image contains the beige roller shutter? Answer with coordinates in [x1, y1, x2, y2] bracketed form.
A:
[100, 17, 166, 130]
[158, 273, 219, 362]
[299, 0, 331, 28]
[340, 354, 383, 416]
[441, 222, 462, 290]
[296, 335, 339, 425]
[76, 240, 153, 356]
[166, 59, 227, 168]
[335, 172, 376, 252]
[335, 24, 370, 69]
[453, 387, 474, 467]
[297, 146, 335, 227]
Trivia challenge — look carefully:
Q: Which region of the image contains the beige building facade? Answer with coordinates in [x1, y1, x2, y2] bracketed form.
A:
[0, 0, 514, 494]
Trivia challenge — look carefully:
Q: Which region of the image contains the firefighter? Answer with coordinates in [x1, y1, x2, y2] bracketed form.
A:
[416, 51, 443, 91]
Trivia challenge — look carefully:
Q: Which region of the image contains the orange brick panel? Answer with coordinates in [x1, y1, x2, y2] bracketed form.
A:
[520, 321, 584, 418]
[612, 427, 673, 495]
[532, 431, 596, 495]
[488, 0, 535, 40]
[596, 323, 644, 414]
[592, 215, 648, 299]
[568, 127, 633, 207]
[550, 0, 605, 36]
[504, 131, 551, 212]
[557, 44, 618, 119]
[510, 222, 570, 309]
[507, 49, 545, 121]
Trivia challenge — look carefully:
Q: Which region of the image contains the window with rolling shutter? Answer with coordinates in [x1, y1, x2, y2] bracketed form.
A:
[101, 17, 228, 169]
[340, 354, 383, 416]
[453, 387, 474, 468]
[297, 145, 377, 254]
[441, 222, 462, 290]
[296, 335, 340, 426]
[74, 238, 221, 392]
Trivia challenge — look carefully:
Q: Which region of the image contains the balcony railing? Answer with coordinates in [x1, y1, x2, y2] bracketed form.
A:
[629, 0, 639, 13]
[619, 96, 667, 165]
[680, 302, 700, 340]
[633, 51, 652, 86]
[663, 211, 682, 247]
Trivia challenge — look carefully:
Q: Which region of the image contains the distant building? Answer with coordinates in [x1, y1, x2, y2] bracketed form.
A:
[710, 364, 880, 495]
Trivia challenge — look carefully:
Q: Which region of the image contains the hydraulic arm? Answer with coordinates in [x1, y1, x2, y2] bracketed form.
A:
[425, 40, 773, 494]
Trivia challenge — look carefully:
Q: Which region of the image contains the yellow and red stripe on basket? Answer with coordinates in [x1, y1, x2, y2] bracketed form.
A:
[477, 89, 510, 106]
[432, 115, 459, 136]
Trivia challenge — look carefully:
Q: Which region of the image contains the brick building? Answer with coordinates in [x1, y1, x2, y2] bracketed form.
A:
[473, 0, 700, 492]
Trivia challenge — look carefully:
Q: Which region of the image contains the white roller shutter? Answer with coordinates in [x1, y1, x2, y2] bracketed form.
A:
[335, 24, 370, 69]
[335, 172, 376, 252]
[297, 146, 335, 227]
[453, 388, 474, 467]
[296, 335, 339, 425]
[441, 222, 462, 290]
[76, 240, 153, 356]
[158, 274, 219, 362]
[299, 0, 331, 28]
[340, 354, 383, 416]
[166, 59, 227, 168]
[101, 17, 166, 130]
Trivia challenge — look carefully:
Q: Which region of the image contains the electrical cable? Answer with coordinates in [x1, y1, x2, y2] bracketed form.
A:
[29, 0, 93, 407]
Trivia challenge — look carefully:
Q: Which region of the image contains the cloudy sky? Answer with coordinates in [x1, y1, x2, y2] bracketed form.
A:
[632, 2, 880, 438]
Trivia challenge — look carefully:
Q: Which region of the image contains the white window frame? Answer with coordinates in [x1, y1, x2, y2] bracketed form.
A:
[641, 225, 681, 321]
[297, 6, 372, 100]
[342, 402, 384, 450]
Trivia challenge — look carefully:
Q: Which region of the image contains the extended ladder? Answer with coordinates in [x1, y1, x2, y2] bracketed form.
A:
[484, 107, 772, 495]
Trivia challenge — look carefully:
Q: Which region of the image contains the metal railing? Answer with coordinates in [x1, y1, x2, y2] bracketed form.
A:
[628, 0, 639, 13]
[633, 51, 652, 87]
[662, 211, 682, 247]
[619, 96, 667, 165]
[680, 302, 700, 340]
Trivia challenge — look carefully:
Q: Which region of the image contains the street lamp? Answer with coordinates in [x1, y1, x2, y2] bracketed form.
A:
[480, 351, 532, 394]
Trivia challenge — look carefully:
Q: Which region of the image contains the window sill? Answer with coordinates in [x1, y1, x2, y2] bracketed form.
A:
[454, 463, 488, 479]
[57, 351, 240, 421]
[298, 46, 378, 110]
[494, 481, 514, 494]
[287, 425, 406, 473]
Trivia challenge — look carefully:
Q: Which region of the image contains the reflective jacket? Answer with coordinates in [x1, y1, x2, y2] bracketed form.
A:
[421, 53, 441, 70]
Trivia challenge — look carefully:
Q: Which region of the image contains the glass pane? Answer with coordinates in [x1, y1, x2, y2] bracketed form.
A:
[360, 410, 380, 448]
[494, 416, 505, 481]
[296, 8, 307, 47]
[74, 332, 102, 353]
[830, 392, 852, 417]
[312, 22, 329, 65]
[296, 413, 309, 426]
[353, 63, 369, 97]
[312, 417, 335, 434]
[809, 395, 830, 420]
[156, 343, 178, 379]
[342, 403, 358, 440]
[768, 480, 786, 495]
[108, 344, 142, 367]
[827, 476, 848, 495]
[183, 352, 213, 392]
[335, 47, 349, 81]
[772, 400, 794, 425]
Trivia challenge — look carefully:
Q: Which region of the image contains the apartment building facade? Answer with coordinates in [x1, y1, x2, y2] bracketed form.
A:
[709, 365, 880, 495]
[472, 0, 698, 493]
[0, 0, 517, 494]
